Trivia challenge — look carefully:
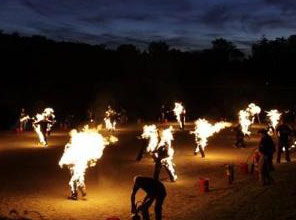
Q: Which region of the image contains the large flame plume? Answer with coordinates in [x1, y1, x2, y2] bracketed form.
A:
[141, 125, 159, 153]
[190, 119, 232, 153]
[266, 109, 281, 129]
[59, 125, 117, 195]
[238, 103, 261, 136]
[173, 102, 185, 129]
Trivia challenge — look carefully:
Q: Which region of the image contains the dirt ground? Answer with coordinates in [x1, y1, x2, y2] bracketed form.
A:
[0, 122, 295, 220]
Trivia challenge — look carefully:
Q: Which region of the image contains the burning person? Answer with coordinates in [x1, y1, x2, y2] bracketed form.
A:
[153, 126, 177, 182]
[43, 108, 56, 136]
[173, 102, 186, 130]
[104, 105, 117, 132]
[137, 125, 159, 162]
[191, 119, 231, 157]
[33, 113, 54, 147]
[266, 109, 282, 135]
[131, 176, 167, 220]
[59, 125, 117, 200]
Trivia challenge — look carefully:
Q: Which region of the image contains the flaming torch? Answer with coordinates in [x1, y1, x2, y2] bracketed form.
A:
[190, 119, 232, 157]
[59, 125, 117, 200]
[173, 102, 186, 129]
[266, 109, 282, 135]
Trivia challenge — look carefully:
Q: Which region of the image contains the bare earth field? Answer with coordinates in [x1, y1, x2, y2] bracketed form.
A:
[0, 122, 295, 220]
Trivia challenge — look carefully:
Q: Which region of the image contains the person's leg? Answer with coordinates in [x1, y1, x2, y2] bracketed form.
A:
[285, 144, 291, 162]
[199, 146, 205, 158]
[153, 161, 161, 180]
[155, 194, 166, 220]
[277, 143, 283, 163]
[140, 197, 154, 220]
[258, 156, 265, 185]
[164, 162, 177, 182]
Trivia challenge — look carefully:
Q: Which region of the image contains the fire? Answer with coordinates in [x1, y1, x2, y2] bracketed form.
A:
[32, 113, 47, 146]
[156, 126, 177, 181]
[141, 124, 159, 153]
[190, 119, 232, 154]
[59, 125, 117, 197]
[141, 125, 177, 181]
[238, 103, 261, 136]
[104, 106, 117, 132]
[266, 109, 281, 129]
[173, 102, 185, 129]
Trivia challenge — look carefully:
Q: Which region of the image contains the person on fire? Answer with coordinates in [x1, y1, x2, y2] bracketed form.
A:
[43, 108, 56, 136]
[105, 105, 117, 132]
[180, 105, 186, 130]
[257, 129, 275, 185]
[276, 120, 292, 163]
[131, 176, 167, 220]
[234, 124, 246, 148]
[152, 143, 177, 182]
[33, 115, 54, 147]
[67, 165, 87, 200]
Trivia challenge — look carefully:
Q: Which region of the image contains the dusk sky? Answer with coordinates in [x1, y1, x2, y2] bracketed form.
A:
[1, 0, 296, 50]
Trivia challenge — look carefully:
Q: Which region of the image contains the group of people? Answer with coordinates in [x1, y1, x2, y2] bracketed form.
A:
[254, 120, 293, 185]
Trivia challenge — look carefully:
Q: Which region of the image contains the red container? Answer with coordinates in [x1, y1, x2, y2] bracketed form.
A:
[240, 162, 249, 174]
[199, 177, 209, 193]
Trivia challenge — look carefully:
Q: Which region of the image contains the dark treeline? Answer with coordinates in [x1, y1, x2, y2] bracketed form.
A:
[1, 30, 296, 129]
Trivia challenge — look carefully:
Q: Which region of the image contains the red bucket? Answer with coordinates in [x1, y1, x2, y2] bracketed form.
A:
[199, 177, 209, 193]
[240, 162, 249, 174]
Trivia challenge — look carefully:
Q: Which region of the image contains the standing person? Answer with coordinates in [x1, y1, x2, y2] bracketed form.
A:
[234, 124, 246, 148]
[160, 105, 166, 124]
[153, 145, 177, 182]
[276, 121, 292, 163]
[34, 115, 53, 147]
[258, 129, 275, 185]
[131, 176, 167, 220]
[19, 108, 28, 132]
[180, 106, 186, 130]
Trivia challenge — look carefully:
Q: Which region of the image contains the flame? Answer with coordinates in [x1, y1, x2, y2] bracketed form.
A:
[157, 126, 177, 181]
[104, 107, 117, 131]
[141, 125, 177, 181]
[190, 119, 232, 153]
[59, 125, 117, 194]
[173, 102, 185, 128]
[238, 103, 261, 136]
[32, 113, 47, 146]
[141, 124, 159, 153]
[266, 109, 281, 129]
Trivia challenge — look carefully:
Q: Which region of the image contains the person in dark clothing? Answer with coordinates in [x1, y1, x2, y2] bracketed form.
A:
[180, 108, 186, 130]
[234, 125, 245, 148]
[258, 129, 275, 185]
[276, 122, 292, 163]
[131, 176, 167, 220]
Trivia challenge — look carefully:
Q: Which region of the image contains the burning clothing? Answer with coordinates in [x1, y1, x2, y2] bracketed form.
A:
[153, 145, 177, 182]
[33, 118, 53, 146]
[131, 176, 166, 220]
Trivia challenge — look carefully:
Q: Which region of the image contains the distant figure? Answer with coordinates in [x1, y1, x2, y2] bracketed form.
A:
[34, 117, 53, 147]
[131, 176, 167, 220]
[234, 125, 245, 148]
[19, 108, 28, 132]
[160, 105, 167, 124]
[258, 129, 275, 185]
[180, 107, 186, 130]
[276, 121, 292, 163]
